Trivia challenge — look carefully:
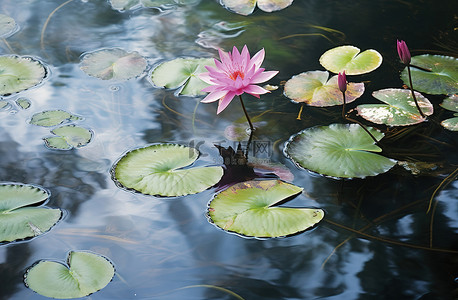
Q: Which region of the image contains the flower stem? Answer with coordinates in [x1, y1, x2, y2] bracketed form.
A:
[341, 92, 347, 120]
[407, 65, 426, 118]
[239, 95, 254, 132]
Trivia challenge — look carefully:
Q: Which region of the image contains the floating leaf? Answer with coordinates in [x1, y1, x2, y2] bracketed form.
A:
[16, 97, 31, 109]
[319, 45, 382, 75]
[30, 110, 82, 127]
[284, 70, 365, 106]
[440, 94, 458, 131]
[45, 125, 93, 150]
[150, 57, 215, 96]
[80, 48, 147, 81]
[208, 179, 323, 238]
[220, 0, 294, 16]
[0, 14, 17, 38]
[356, 88, 433, 126]
[401, 55, 458, 95]
[0, 100, 9, 110]
[25, 251, 115, 299]
[284, 124, 396, 179]
[0, 183, 61, 243]
[0, 55, 47, 96]
[113, 144, 224, 197]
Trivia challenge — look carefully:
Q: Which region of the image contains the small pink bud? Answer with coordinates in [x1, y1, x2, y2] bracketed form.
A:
[397, 39, 411, 65]
[338, 71, 347, 93]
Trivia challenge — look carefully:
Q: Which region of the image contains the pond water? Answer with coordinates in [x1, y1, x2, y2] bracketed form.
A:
[0, 0, 457, 299]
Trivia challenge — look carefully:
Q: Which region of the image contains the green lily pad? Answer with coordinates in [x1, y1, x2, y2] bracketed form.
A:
[440, 94, 458, 131]
[208, 179, 323, 238]
[220, 0, 294, 16]
[24, 251, 115, 299]
[356, 88, 433, 126]
[0, 100, 10, 110]
[319, 45, 383, 75]
[30, 110, 82, 127]
[113, 144, 224, 197]
[80, 48, 147, 81]
[284, 70, 365, 106]
[44, 125, 93, 150]
[16, 97, 31, 110]
[0, 55, 47, 96]
[150, 57, 215, 96]
[284, 124, 396, 179]
[0, 14, 17, 38]
[400, 55, 458, 95]
[0, 183, 61, 243]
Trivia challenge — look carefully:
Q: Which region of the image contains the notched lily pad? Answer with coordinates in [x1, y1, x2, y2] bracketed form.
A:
[150, 57, 215, 96]
[401, 55, 458, 95]
[356, 88, 433, 126]
[0, 183, 61, 243]
[80, 48, 147, 81]
[0, 55, 47, 96]
[319, 45, 382, 75]
[44, 125, 93, 150]
[113, 143, 224, 197]
[208, 179, 323, 238]
[440, 94, 458, 131]
[24, 251, 115, 299]
[0, 14, 18, 38]
[220, 0, 294, 16]
[284, 123, 396, 179]
[284, 70, 365, 106]
[30, 110, 82, 127]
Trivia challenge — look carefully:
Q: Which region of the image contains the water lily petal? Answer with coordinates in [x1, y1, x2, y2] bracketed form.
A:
[251, 70, 279, 84]
[250, 48, 265, 69]
[244, 84, 270, 95]
[217, 91, 236, 114]
[201, 89, 228, 103]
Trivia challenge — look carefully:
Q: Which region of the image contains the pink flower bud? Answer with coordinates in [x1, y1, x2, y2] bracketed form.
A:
[397, 39, 411, 65]
[338, 71, 347, 93]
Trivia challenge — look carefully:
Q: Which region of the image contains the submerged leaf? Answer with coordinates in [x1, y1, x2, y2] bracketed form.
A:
[0, 55, 47, 96]
[113, 144, 224, 197]
[319, 45, 382, 75]
[25, 251, 115, 299]
[0, 14, 17, 38]
[208, 180, 323, 238]
[284, 124, 396, 179]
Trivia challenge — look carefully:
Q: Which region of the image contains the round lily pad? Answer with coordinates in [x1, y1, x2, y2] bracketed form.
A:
[400, 55, 458, 95]
[30, 110, 82, 127]
[0, 14, 18, 38]
[0, 55, 47, 96]
[0, 183, 61, 243]
[208, 179, 323, 238]
[440, 94, 458, 131]
[220, 0, 294, 16]
[113, 144, 224, 197]
[80, 48, 147, 81]
[45, 125, 93, 150]
[284, 124, 396, 179]
[150, 57, 215, 96]
[284, 70, 365, 106]
[356, 88, 433, 126]
[319, 45, 383, 75]
[25, 251, 115, 299]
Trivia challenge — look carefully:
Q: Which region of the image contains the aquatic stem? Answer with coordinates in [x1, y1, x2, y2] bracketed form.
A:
[406, 65, 426, 118]
[239, 95, 254, 132]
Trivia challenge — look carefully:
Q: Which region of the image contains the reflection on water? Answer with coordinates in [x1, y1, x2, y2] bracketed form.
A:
[0, 0, 457, 299]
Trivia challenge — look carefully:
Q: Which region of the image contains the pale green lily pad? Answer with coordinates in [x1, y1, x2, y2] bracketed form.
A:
[30, 110, 82, 127]
[0, 100, 9, 110]
[150, 57, 215, 96]
[25, 251, 115, 299]
[319, 45, 383, 75]
[80, 48, 147, 81]
[113, 144, 224, 197]
[0, 14, 17, 38]
[284, 70, 365, 106]
[0, 55, 47, 96]
[401, 55, 458, 95]
[440, 94, 458, 131]
[220, 0, 294, 16]
[0, 183, 61, 243]
[208, 179, 323, 238]
[356, 88, 433, 126]
[284, 124, 396, 179]
[16, 97, 31, 110]
[45, 125, 93, 150]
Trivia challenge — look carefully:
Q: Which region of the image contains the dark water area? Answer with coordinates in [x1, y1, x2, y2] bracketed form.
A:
[0, 0, 457, 299]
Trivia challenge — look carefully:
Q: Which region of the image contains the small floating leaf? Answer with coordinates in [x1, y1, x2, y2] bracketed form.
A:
[24, 251, 115, 299]
[113, 144, 224, 197]
[0, 14, 17, 38]
[284, 70, 365, 106]
[400, 55, 458, 95]
[440, 94, 458, 131]
[80, 48, 147, 81]
[0, 100, 9, 110]
[0, 183, 61, 243]
[15, 97, 31, 109]
[0, 55, 47, 96]
[220, 0, 294, 16]
[150, 57, 215, 96]
[284, 124, 396, 179]
[30, 110, 81, 127]
[45, 125, 92, 150]
[319, 45, 383, 75]
[208, 179, 323, 238]
[356, 88, 433, 126]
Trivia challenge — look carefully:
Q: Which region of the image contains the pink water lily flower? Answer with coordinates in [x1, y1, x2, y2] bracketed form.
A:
[199, 45, 278, 114]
